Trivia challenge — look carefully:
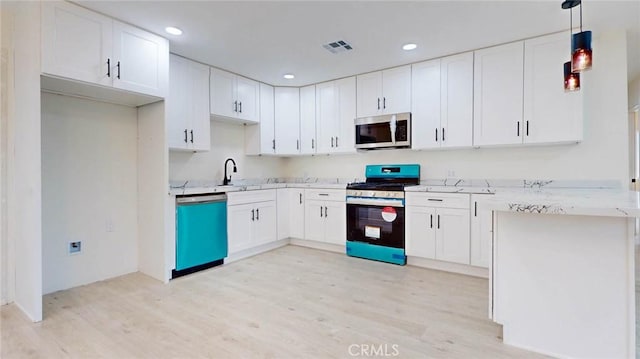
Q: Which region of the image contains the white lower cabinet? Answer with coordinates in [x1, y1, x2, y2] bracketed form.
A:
[304, 189, 346, 245]
[470, 195, 493, 268]
[405, 193, 471, 265]
[227, 190, 277, 254]
[289, 189, 305, 239]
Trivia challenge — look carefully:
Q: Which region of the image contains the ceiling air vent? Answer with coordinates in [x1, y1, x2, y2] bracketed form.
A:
[323, 40, 353, 54]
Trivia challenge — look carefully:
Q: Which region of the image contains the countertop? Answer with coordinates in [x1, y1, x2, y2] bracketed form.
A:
[169, 182, 347, 196]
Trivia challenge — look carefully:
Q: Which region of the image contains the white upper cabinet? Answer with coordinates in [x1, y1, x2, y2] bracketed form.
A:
[412, 52, 473, 150]
[299, 85, 317, 155]
[210, 68, 259, 124]
[41, 1, 168, 99]
[523, 32, 583, 144]
[473, 41, 524, 147]
[316, 77, 357, 154]
[246, 83, 275, 155]
[356, 65, 411, 118]
[274, 87, 301, 155]
[167, 55, 210, 151]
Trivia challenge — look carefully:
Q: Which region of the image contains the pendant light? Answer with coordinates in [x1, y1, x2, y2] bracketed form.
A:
[562, 0, 580, 92]
[562, 0, 593, 72]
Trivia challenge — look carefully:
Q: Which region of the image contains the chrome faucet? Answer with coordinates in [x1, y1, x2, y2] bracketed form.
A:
[223, 158, 237, 185]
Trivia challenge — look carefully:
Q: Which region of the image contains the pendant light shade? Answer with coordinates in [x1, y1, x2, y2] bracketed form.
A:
[564, 61, 580, 92]
[571, 30, 593, 72]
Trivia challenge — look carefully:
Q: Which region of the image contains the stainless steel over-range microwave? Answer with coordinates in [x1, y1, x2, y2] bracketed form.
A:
[354, 112, 411, 150]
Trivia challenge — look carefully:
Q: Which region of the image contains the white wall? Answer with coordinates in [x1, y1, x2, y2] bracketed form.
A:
[41, 93, 139, 294]
[630, 75, 640, 110]
[169, 120, 285, 182]
[285, 30, 631, 187]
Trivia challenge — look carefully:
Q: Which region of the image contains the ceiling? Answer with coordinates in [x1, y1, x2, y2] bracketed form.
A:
[76, 1, 640, 87]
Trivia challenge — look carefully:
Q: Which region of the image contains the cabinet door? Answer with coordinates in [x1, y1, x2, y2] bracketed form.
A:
[405, 206, 436, 258]
[112, 20, 169, 98]
[470, 197, 492, 268]
[167, 55, 190, 150]
[236, 76, 260, 123]
[441, 52, 473, 148]
[189, 58, 211, 151]
[334, 76, 357, 154]
[304, 200, 325, 242]
[289, 190, 305, 239]
[274, 87, 301, 155]
[473, 41, 524, 146]
[246, 83, 275, 155]
[435, 208, 470, 264]
[356, 71, 383, 118]
[315, 81, 337, 154]
[227, 203, 254, 254]
[524, 33, 583, 144]
[41, 1, 112, 86]
[299, 85, 317, 154]
[323, 201, 346, 245]
[210, 68, 237, 119]
[382, 65, 411, 115]
[277, 189, 290, 240]
[411, 59, 441, 149]
[253, 202, 277, 246]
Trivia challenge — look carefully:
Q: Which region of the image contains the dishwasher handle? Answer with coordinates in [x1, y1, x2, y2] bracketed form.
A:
[176, 194, 227, 205]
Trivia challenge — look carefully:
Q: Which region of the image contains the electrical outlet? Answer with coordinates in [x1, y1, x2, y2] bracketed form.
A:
[69, 241, 82, 255]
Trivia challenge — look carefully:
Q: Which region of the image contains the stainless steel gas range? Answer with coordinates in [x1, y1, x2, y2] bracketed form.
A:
[345, 164, 420, 265]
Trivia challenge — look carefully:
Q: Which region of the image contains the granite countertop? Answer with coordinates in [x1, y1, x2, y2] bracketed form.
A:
[168, 182, 347, 196]
[476, 188, 640, 218]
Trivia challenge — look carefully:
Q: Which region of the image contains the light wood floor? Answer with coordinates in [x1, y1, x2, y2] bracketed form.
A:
[2, 245, 546, 358]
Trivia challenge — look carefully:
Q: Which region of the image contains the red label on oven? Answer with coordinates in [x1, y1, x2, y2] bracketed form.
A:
[381, 207, 397, 222]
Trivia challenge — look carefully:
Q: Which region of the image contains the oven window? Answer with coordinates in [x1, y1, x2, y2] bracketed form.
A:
[347, 204, 405, 248]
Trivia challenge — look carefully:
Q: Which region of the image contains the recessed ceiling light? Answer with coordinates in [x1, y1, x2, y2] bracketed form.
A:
[165, 27, 183, 36]
[283, 74, 295, 79]
[402, 43, 417, 51]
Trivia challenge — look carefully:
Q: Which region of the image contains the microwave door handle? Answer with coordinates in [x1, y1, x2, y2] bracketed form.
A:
[390, 114, 397, 144]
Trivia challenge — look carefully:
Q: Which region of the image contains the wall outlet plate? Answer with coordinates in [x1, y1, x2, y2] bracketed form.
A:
[69, 241, 82, 255]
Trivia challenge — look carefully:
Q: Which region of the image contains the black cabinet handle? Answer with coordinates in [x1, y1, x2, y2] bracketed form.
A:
[383, 97, 386, 109]
[335, 137, 339, 147]
[517, 122, 520, 137]
[296, 139, 300, 150]
[234, 101, 238, 112]
[435, 128, 438, 142]
[239, 102, 242, 113]
[331, 137, 334, 148]
[442, 128, 445, 142]
[272, 139, 275, 150]
[251, 209, 255, 221]
[107, 58, 111, 77]
[256, 208, 259, 220]
[437, 215, 440, 229]
[320, 206, 323, 217]
[190, 130, 194, 143]
[430, 214, 433, 228]
[377, 98, 380, 110]
[312, 139, 315, 149]
[299, 193, 302, 204]
[184, 129, 188, 143]
[428, 198, 443, 202]
[526, 121, 529, 136]
[325, 206, 328, 218]
[474, 201, 478, 217]
[116, 61, 120, 79]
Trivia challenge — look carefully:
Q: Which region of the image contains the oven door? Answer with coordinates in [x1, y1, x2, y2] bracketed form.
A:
[346, 197, 405, 248]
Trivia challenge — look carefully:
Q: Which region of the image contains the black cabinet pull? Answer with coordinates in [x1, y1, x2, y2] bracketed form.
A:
[383, 97, 386, 109]
[312, 139, 315, 149]
[251, 209, 255, 221]
[107, 58, 111, 77]
[239, 101, 242, 113]
[325, 206, 328, 218]
[442, 128, 445, 141]
[183, 129, 188, 143]
[428, 198, 443, 202]
[526, 121, 529, 136]
[320, 206, 323, 217]
[335, 137, 339, 147]
[377, 98, 380, 110]
[116, 61, 120, 79]
[517, 122, 520, 137]
[437, 215, 440, 229]
[435, 128, 438, 142]
[256, 208, 259, 220]
[190, 130, 194, 143]
[331, 137, 334, 148]
[234, 101, 238, 112]
[272, 139, 275, 150]
[299, 193, 302, 204]
[296, 139, 300, 150]
[430, 214, 433, 228]
[474, 201, 478, 217]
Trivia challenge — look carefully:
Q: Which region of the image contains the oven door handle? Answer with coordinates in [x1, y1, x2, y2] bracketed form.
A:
[346, 197, 404, 207]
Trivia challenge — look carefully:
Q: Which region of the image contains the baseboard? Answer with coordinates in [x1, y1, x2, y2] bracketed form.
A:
[407, 256, 489, 278]
[289, 238, 345, 254]
[226, 239, 290, 263]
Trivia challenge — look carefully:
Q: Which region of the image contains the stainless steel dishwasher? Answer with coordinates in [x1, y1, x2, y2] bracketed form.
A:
[173, 193, 228, 278]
